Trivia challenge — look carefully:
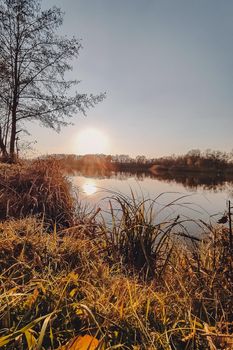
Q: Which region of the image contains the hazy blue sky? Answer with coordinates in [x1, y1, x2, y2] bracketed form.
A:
[28, 0, 233, 157]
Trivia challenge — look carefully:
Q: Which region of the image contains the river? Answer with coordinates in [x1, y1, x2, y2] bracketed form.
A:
[70, 170, 233, 232]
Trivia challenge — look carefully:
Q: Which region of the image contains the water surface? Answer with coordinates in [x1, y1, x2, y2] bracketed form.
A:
[71, 170, 233, 229]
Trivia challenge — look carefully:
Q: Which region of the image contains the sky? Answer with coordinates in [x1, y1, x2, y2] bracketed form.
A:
[27, 0, 233, 158]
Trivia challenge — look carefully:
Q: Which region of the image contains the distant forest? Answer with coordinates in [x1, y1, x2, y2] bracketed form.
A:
[48, 149, 233, 174]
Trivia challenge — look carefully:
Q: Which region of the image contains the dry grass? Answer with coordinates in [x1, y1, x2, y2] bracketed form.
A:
[0, 218, 159, 349]
[0, 160, 232, 349]
[0, 159, 74, 227]
[0, 218, 232, 349]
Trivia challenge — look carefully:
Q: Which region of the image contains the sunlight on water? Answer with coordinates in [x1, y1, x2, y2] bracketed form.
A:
[82, 181, 97, 196]
[70, 171, 233, 236]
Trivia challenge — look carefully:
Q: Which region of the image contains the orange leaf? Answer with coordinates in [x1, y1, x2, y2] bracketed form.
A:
[59, 334, 99, 350]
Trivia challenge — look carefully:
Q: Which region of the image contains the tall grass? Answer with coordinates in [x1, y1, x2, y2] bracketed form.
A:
[0, 159, 74, 227]
[101, 192, 201, 280]
[0, 160, 232, 349]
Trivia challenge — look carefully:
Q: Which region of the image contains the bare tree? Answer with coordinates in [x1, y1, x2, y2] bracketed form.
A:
[0, 0, 105, 161]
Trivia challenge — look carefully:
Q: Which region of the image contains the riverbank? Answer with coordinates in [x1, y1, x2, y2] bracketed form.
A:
[54, 151, 233, 178]
[0, 160, 232, 349]
[150, 163, 233, 175]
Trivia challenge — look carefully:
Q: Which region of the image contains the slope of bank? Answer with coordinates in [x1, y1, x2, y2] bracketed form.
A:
[0, 160, 232, 350]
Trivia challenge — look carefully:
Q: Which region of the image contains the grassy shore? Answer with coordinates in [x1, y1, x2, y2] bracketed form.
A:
[0, 160, 232, 349]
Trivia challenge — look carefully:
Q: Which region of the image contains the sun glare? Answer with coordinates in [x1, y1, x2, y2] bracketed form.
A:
[75, 128, 109, 155]
[82, 182, 97, 196]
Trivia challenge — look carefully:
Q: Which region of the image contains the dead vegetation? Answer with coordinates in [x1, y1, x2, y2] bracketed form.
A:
[0, 159, 74, 227]
[0, 160, 232, 349]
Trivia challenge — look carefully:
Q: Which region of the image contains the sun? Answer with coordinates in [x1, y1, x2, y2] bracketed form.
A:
[75, 128, 109, 154]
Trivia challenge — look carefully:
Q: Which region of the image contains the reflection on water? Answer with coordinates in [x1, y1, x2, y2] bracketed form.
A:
[82, 181, 97, 196]
[68, 168, 233, 193]
[70, 168, 233, 228]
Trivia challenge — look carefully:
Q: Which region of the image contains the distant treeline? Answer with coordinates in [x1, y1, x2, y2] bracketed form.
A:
[150, 149, 233, 173]
[47, 149, 233, 174]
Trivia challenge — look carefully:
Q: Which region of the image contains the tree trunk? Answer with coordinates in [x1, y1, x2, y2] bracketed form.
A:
[0, 127, 8, 160]
[0, 141, 8, 159]
[9, 76, 18, 162]
[9, 108, 17, 162]
[10, 13, 20, 164]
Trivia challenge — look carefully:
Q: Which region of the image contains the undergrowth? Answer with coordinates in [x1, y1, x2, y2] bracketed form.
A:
[0, 159, 74, 227]
[0, 160, 232, 349]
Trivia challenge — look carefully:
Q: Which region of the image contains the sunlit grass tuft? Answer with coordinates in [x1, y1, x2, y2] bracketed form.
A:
[0, 159, 74, 227]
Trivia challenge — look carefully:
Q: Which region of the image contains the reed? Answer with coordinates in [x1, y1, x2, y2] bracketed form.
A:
[0, 161, 232, 349]
[100, 191, 202, 281]
[0, 159, 74, 227]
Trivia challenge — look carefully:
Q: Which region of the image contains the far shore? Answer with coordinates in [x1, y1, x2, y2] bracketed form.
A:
[47, 150, 233, 178]
[149, 163, 233, 175]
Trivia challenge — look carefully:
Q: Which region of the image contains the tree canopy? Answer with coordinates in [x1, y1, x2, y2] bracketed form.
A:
[0, 0, 105, 161]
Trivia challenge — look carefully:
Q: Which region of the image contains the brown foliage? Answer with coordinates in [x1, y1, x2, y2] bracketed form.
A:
[0, 159, 74, 227]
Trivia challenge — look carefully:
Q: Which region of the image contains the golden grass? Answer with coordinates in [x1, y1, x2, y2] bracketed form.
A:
[0, 218, 232, 349]
[0, 159, 74, 227]
[0, 161, 232, 349]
